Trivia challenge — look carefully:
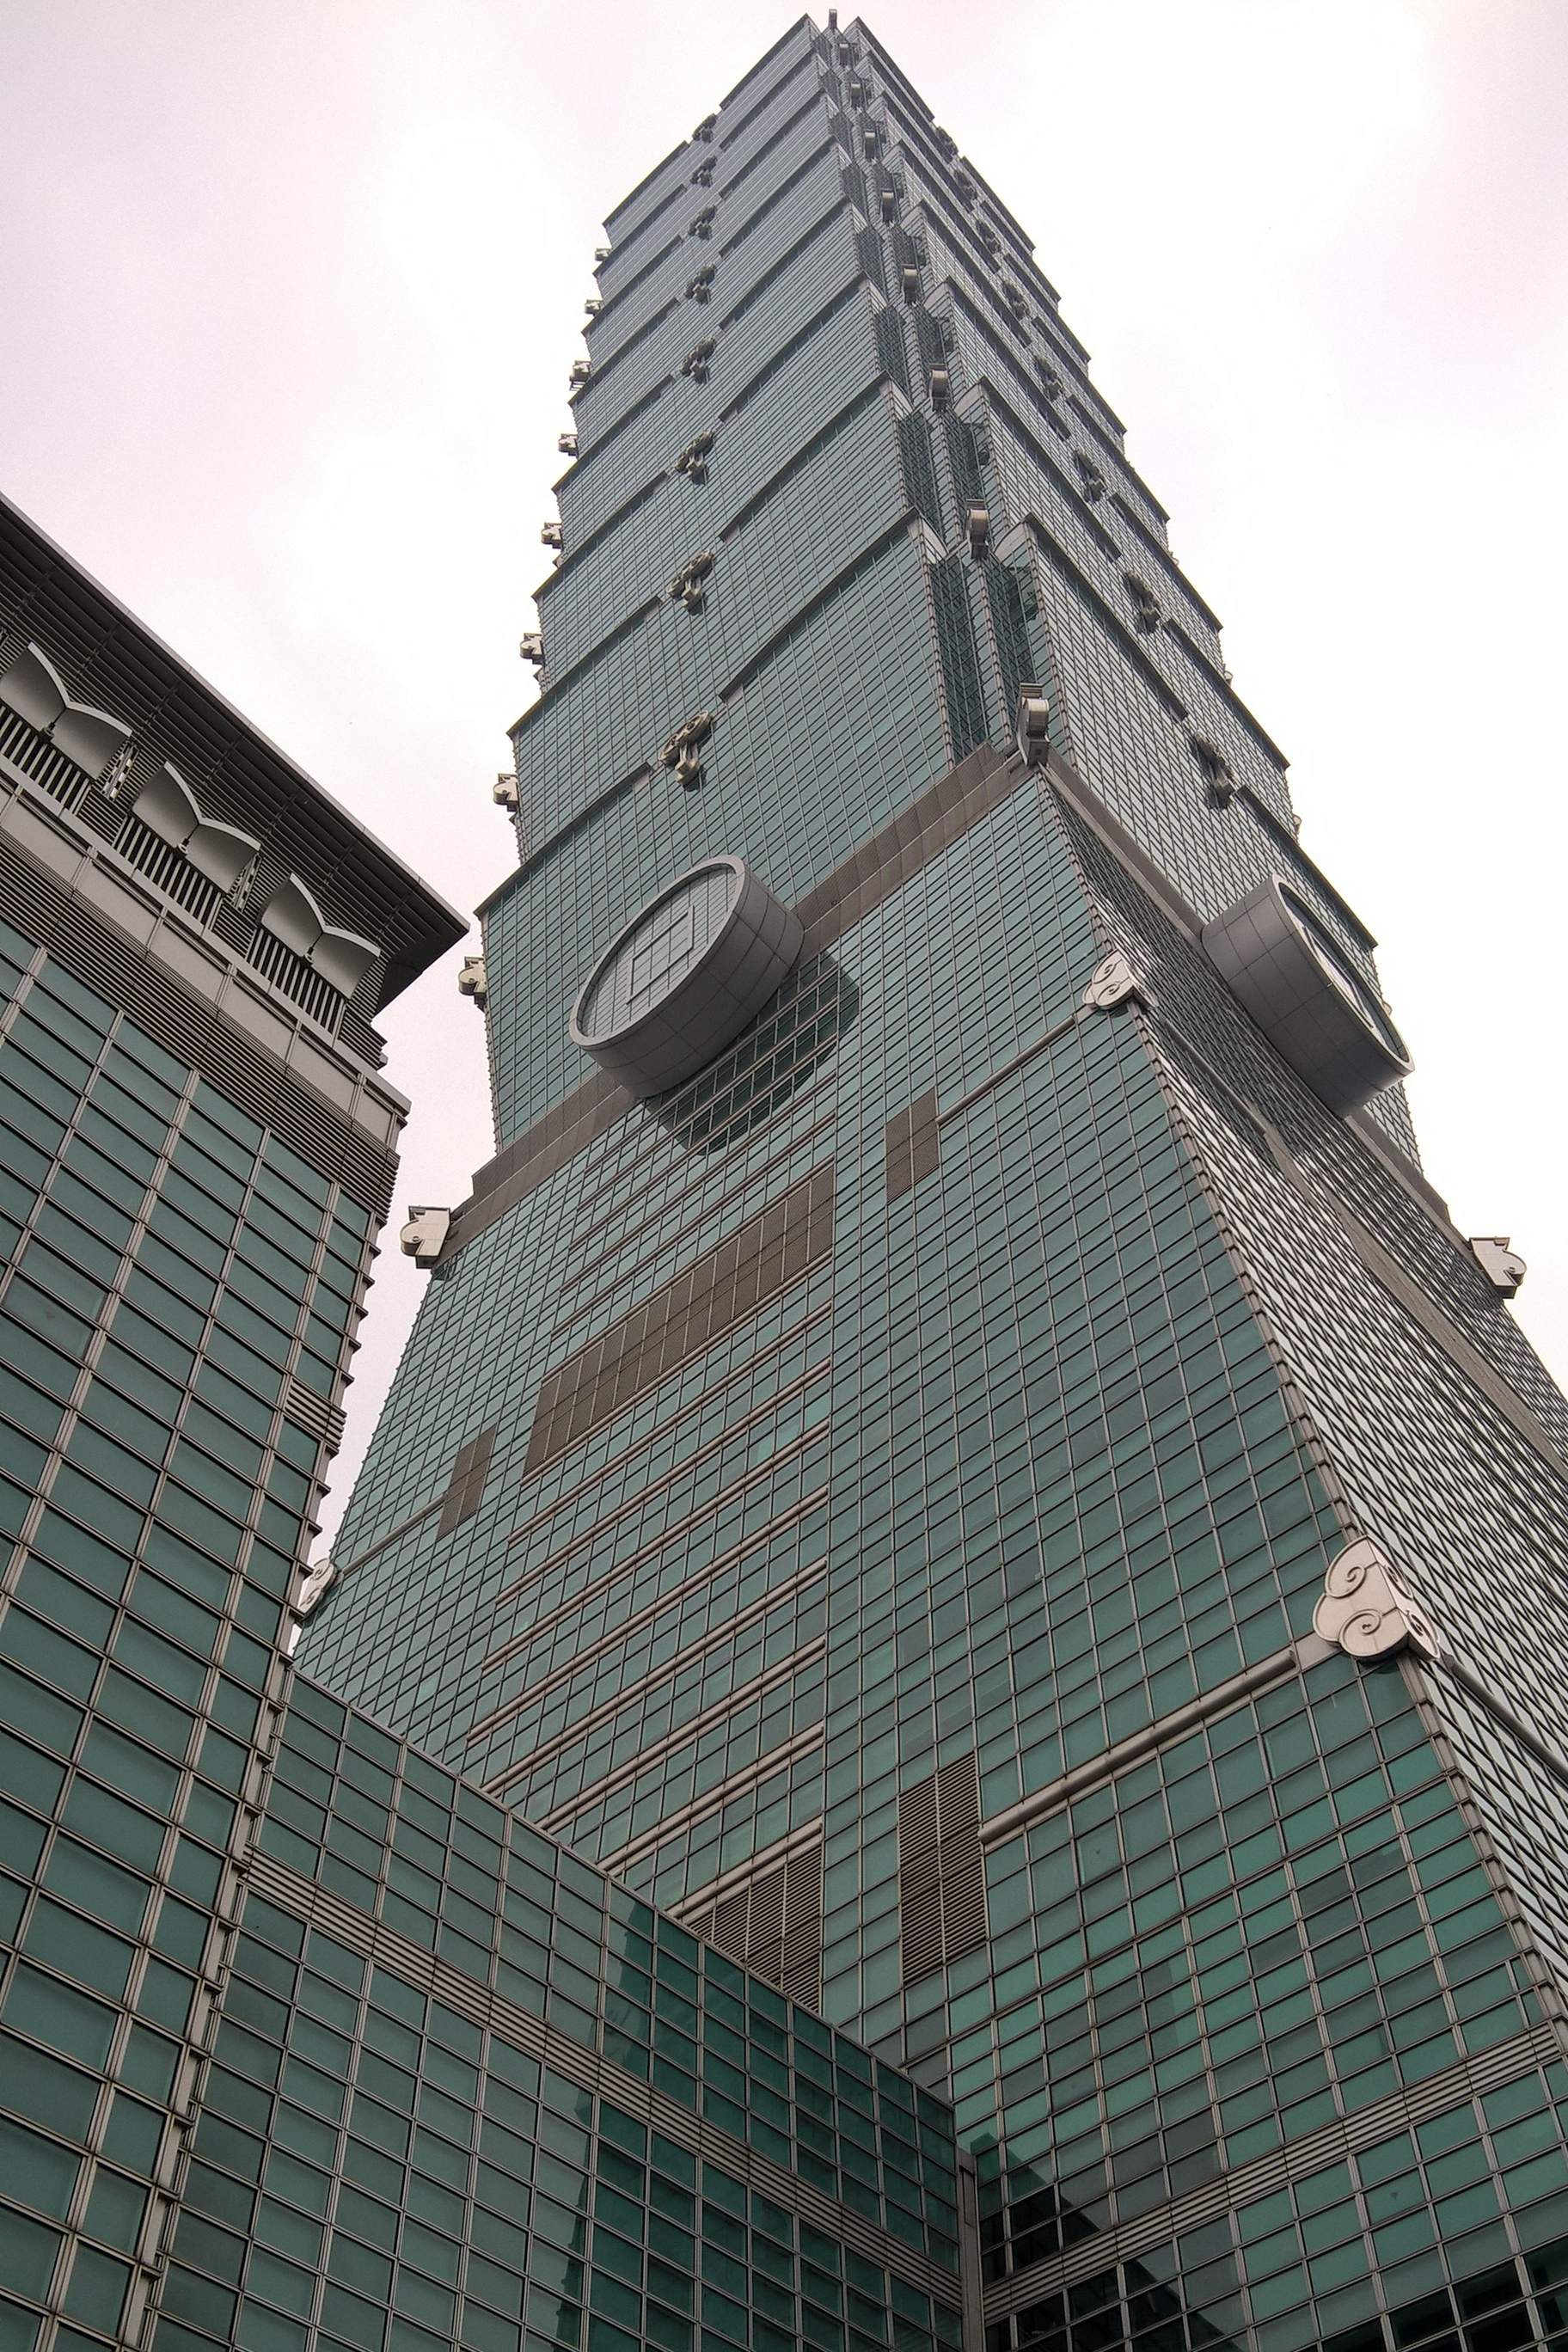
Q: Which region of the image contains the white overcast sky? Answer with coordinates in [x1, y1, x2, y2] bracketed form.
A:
[4, 0, 1566, 1540]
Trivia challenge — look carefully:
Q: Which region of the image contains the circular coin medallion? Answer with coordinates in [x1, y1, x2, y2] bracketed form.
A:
[570, 856, 803, 1098]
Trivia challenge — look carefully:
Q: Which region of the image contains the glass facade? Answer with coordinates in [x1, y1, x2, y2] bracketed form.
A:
[9, 17, 1568, 2352]
[185, 1671, 963, 2352]
[0, 499, 467, 2349]
[0, 904, 389, 2352]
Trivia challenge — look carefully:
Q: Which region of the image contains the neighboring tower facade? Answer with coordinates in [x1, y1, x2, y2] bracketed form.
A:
[0, 493, 461, 2347]
[312, 17, 1568, 2352]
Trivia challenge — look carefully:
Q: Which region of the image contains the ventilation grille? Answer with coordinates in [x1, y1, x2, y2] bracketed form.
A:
[248, 924, 346, 1035]
[285, 1379, 346, 1453]
[113, 811, 224, 925]
[0, 836, 396, 1217]
[685, 1843, 824, 2008]
[0, 702, 89, 812]
[885, 1092, 940, 1202]
[338, 1006, 387, 1072]
[898, 1752, 987, 1987]
[87, 804, 378, 1064]
[106, 812, 382, 1069]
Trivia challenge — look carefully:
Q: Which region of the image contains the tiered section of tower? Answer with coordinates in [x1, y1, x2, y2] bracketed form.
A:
[484, 11, 1415, 1167]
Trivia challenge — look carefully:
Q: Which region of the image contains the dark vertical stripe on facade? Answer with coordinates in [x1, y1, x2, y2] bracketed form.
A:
[943, 413, 985, 506]
[916, 306, 950, 375]
[898, 413, 943, 533]
[898, 1753, 988, 1986]
[438, 1428, 497, 1535]
[886, 1091, 941, 1202]
[875, 303, 912, 399]
[984, 559, 1043, 734]
[930, 556, 989, 761]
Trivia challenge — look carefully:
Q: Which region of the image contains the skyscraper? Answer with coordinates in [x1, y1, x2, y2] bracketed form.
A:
[0, 489, 466, 2346]
[8, 14, 1568, 2352]
[301, 11, 1568, 2349]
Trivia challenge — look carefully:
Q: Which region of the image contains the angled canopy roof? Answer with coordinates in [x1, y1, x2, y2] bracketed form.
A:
[0, 491, 466, 1008]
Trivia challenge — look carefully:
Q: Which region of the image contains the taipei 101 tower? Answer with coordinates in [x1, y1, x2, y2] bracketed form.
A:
[304, 16, 1568, 2349]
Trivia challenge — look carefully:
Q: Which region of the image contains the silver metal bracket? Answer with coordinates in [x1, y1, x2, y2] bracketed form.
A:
[400, 1206, 452, 1266]
[1313, 1536, 1442, 1661]
[293, 1557, 340, 1621]
[1468, 1236, 1526, 1296]
[1082, 952, 1141, 1011]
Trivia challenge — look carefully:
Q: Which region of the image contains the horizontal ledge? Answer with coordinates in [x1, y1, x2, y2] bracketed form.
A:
[980, 1635, 1332, 1851]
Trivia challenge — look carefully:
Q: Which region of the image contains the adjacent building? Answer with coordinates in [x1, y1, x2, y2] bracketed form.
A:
[305, 16, 1568, 2352]
[186, 1669, 968, 2352]
[0, 490, 462, 2347]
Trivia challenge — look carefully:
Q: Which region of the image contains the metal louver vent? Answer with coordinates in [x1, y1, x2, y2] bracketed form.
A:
[0, 838, 397, 1216]
[0, 701, 90, 812]
[248, 923, 347, 1035]
[285, 1380, 346, 1453]
[113, 811, 224, 926]
[684, 1843, 824, 2008]
[898, 1752, 986, 1987]
[526, 1165, 833, 1472]
[438, 1428, 496, 1537]
[885, 1092, 940, 1202]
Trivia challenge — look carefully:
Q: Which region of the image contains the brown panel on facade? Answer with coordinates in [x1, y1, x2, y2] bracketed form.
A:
[898, 1751, 987, 1986]
[437, 1427, 497, 1536]
[524, 1163, 835, 1473]
[936, 1751, 988, 1962]
[910, 1096, 943, 1193]
[885, 1104, 915, 1203]
[780, 1847, 825, 2008]
[885, 1089, 940, 1203]
[686, 1842, 824, 2010]
[897, 1773, 943, 1986]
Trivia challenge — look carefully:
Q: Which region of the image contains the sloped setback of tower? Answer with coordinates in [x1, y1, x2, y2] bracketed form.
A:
[958, 781, 1568, 2349]
[1052, 790, 1568, 1736]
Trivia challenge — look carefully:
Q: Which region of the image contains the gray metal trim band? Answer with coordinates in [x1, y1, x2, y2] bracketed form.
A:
[981, 1638, 1330, 1851]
